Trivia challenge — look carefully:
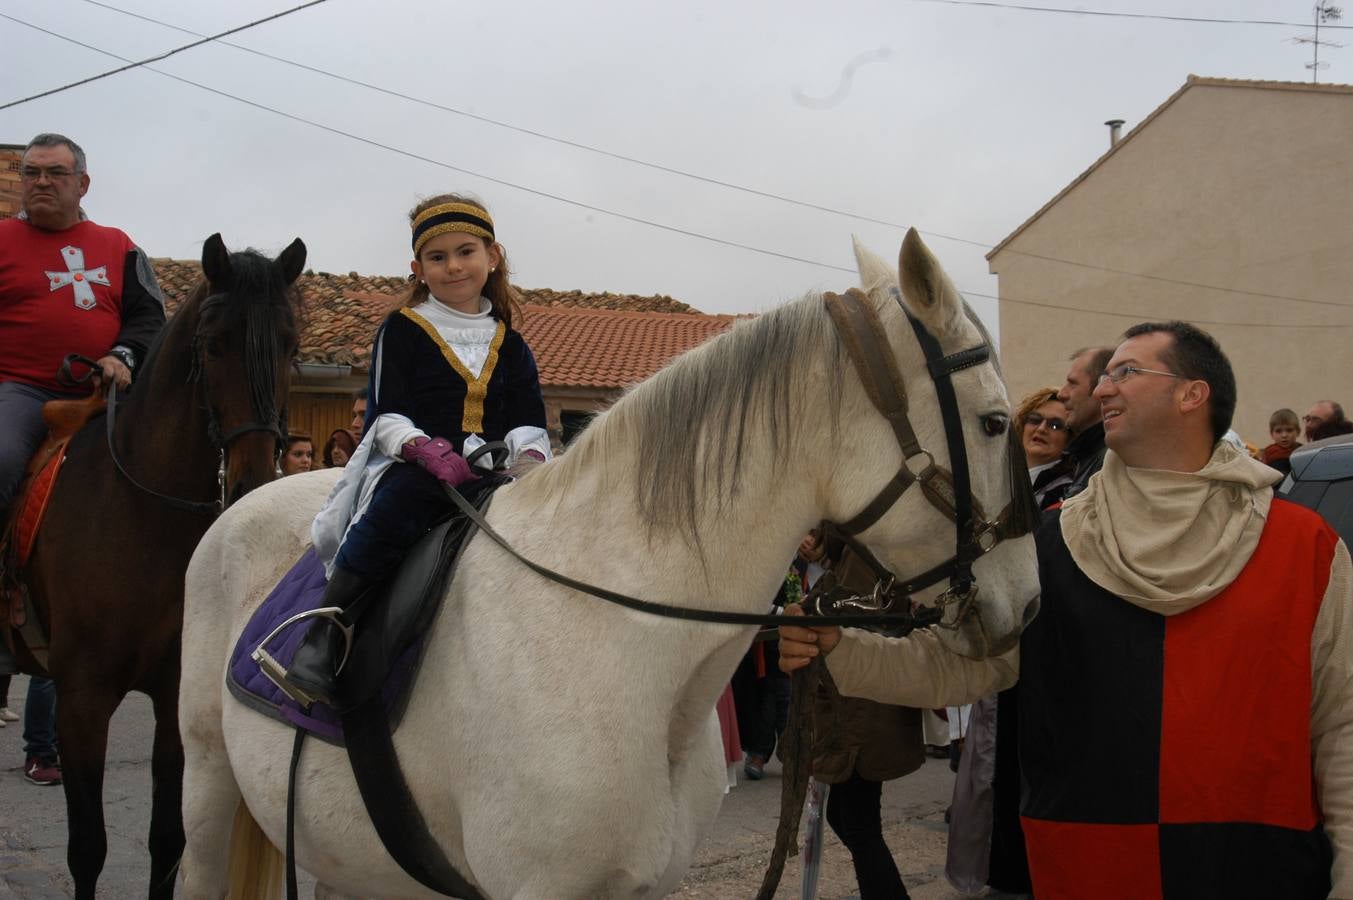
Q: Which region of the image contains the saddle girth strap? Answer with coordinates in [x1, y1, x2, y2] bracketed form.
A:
[341, 694, 488, 899]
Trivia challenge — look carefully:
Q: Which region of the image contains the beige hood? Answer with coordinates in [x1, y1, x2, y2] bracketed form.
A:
[1060, 441, 1283, 615]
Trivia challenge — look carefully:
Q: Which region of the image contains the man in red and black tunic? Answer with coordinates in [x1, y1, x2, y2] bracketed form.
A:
[779, 321, 1353, 899]
[0, 133, 165, 786]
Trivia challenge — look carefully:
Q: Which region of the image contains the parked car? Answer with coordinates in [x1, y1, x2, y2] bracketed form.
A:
[1277, 434, 1353, 545]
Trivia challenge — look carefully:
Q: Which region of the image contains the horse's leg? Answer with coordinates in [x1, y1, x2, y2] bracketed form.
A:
[181, 693, 244, 900]
[148, 674, 186, 900]
[55, 679, 122, 900]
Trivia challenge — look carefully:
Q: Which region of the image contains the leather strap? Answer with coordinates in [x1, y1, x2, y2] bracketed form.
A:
[341, 695, 488, 899]
[440, 484, 929, 629]
[823, 292, 925, 460]
[105, 385, 222, 516]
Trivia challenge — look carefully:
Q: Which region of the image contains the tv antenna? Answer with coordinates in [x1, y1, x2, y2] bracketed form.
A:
[1292, 2, 1344, 82]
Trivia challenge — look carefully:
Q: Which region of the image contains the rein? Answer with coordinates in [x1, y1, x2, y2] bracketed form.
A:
[63, 334, 285, 516]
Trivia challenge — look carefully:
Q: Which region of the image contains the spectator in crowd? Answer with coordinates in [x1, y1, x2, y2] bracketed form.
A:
[1056, 346, 1114, 498]
[1305, 400, 1346, 443]
[1312, 418, 1353, 442]
[0, 133, 165, 787]
[280, 433, 314, 476]
[0, 676, 17, 725]
[1262, 408, 1303, 475]
[1016, 387, 1075, 508]
[731, 563, 797, 781]
[782, 320, 1353, 900]
[322, 427, 357, 469]
[350, 387, 369, 435]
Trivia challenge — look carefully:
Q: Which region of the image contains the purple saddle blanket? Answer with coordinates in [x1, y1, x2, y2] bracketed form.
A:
[227, 548, 418, 746]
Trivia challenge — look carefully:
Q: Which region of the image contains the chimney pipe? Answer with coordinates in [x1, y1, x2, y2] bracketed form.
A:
[1105, 119, 1125, 148]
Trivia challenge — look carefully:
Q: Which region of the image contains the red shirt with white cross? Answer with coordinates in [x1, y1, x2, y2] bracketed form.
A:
[0, 217, 136, 392]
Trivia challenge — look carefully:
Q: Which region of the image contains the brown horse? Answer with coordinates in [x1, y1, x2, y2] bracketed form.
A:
[15, 233, 305, 899]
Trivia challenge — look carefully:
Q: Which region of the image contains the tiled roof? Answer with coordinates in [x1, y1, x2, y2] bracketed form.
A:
[987, 75, 1353, 260]
[150, 259, 701, 373]
[149, 259, 726, 387]
[516, 305, 737, 389]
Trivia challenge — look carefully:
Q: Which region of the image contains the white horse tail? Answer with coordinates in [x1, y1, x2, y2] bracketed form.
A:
[225, 801, 283, 900]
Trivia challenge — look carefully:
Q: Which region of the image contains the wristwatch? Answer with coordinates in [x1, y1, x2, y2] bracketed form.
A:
[108, 346, 136, 371]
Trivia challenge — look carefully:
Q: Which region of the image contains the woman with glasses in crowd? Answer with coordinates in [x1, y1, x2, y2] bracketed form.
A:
[1018, 389, 1075, 509]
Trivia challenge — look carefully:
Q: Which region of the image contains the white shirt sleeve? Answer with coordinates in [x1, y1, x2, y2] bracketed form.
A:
[1312, 540, 1353, 897]
[370, 412, 423, 459]
[825, 627, 1019, 709]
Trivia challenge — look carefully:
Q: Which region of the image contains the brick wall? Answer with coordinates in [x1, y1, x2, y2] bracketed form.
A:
[0, 145, 22, 220]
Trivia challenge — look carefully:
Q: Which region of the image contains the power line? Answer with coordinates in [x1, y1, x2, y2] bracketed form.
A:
[0, 0, 329, 112]
[0, 12, 858, 277]
[7, 10, 1352, 328]
[908, 0, 1353, 29]
[71, 0, 944, 236]
[62, 0, 1353, 313]
[973, 290, 1353, 329]
[992, 248, 1353, 310]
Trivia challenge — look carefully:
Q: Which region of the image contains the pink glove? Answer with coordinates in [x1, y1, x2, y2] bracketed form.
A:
[401, 436, 477, 487]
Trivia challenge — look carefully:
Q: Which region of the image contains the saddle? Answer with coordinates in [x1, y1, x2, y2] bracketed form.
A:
[229, 473, 508, 742]
[0, 390, 106, 668]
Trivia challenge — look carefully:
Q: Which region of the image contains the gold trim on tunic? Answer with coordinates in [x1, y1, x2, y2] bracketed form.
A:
[397, 307, 506, 433]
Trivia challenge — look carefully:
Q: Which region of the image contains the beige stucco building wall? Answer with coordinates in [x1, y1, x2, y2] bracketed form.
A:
[990, 77, 1353, 443]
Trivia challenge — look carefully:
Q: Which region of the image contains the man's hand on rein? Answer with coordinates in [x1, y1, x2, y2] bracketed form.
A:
[94, 355, 132, 390]
[777, 604, 842, 673]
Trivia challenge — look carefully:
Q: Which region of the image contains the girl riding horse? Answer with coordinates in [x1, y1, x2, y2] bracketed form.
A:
[283, 193, 551, 708]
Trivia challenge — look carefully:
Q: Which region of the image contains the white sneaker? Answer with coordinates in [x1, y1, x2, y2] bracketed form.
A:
[0, 707, 18, 723]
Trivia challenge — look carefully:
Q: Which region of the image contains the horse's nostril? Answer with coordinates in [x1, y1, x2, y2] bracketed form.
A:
[1022, 594, 1042, 627]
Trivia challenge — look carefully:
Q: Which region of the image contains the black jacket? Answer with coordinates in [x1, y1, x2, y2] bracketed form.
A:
[1063, 420, 1107, 499]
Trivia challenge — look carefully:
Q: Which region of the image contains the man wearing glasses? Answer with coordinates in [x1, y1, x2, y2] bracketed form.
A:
[0, 133, 165, 786]
[1055, 345, 1114, 499]
[781, 321, 1353, 899]
[1305, 400, 1347, 443]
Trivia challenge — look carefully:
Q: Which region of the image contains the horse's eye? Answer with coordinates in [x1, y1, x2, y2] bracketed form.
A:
[982, 414, 1008, 437]
[198, 334, 230, 360]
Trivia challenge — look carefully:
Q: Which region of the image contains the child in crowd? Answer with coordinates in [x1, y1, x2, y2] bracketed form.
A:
[285, 193, 551, 707]
[1261, 408, 1302, 475]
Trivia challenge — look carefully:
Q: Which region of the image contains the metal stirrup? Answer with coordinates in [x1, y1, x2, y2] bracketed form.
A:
[251, 606, 355, 707]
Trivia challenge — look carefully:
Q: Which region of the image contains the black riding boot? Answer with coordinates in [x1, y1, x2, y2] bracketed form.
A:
[283, 567, 372, 709]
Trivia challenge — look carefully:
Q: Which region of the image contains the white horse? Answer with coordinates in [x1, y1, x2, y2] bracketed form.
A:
[179, 230, 1040, 899]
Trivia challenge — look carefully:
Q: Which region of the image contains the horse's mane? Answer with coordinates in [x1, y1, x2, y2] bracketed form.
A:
[518, 290, 847, 543]
[203, 249, 301, 425]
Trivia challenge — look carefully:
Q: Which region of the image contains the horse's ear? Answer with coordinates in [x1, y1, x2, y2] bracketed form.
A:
[897, 227, 964, 338]
[851, 235, 895, 298]
[202, 233, 232, 289]
[276, 238, 307, 286]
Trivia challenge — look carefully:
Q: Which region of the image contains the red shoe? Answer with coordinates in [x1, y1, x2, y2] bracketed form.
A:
[24, 755, 61, 786]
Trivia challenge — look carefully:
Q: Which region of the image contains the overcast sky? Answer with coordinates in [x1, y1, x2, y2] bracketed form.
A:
[2, 0, 1343, 337]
